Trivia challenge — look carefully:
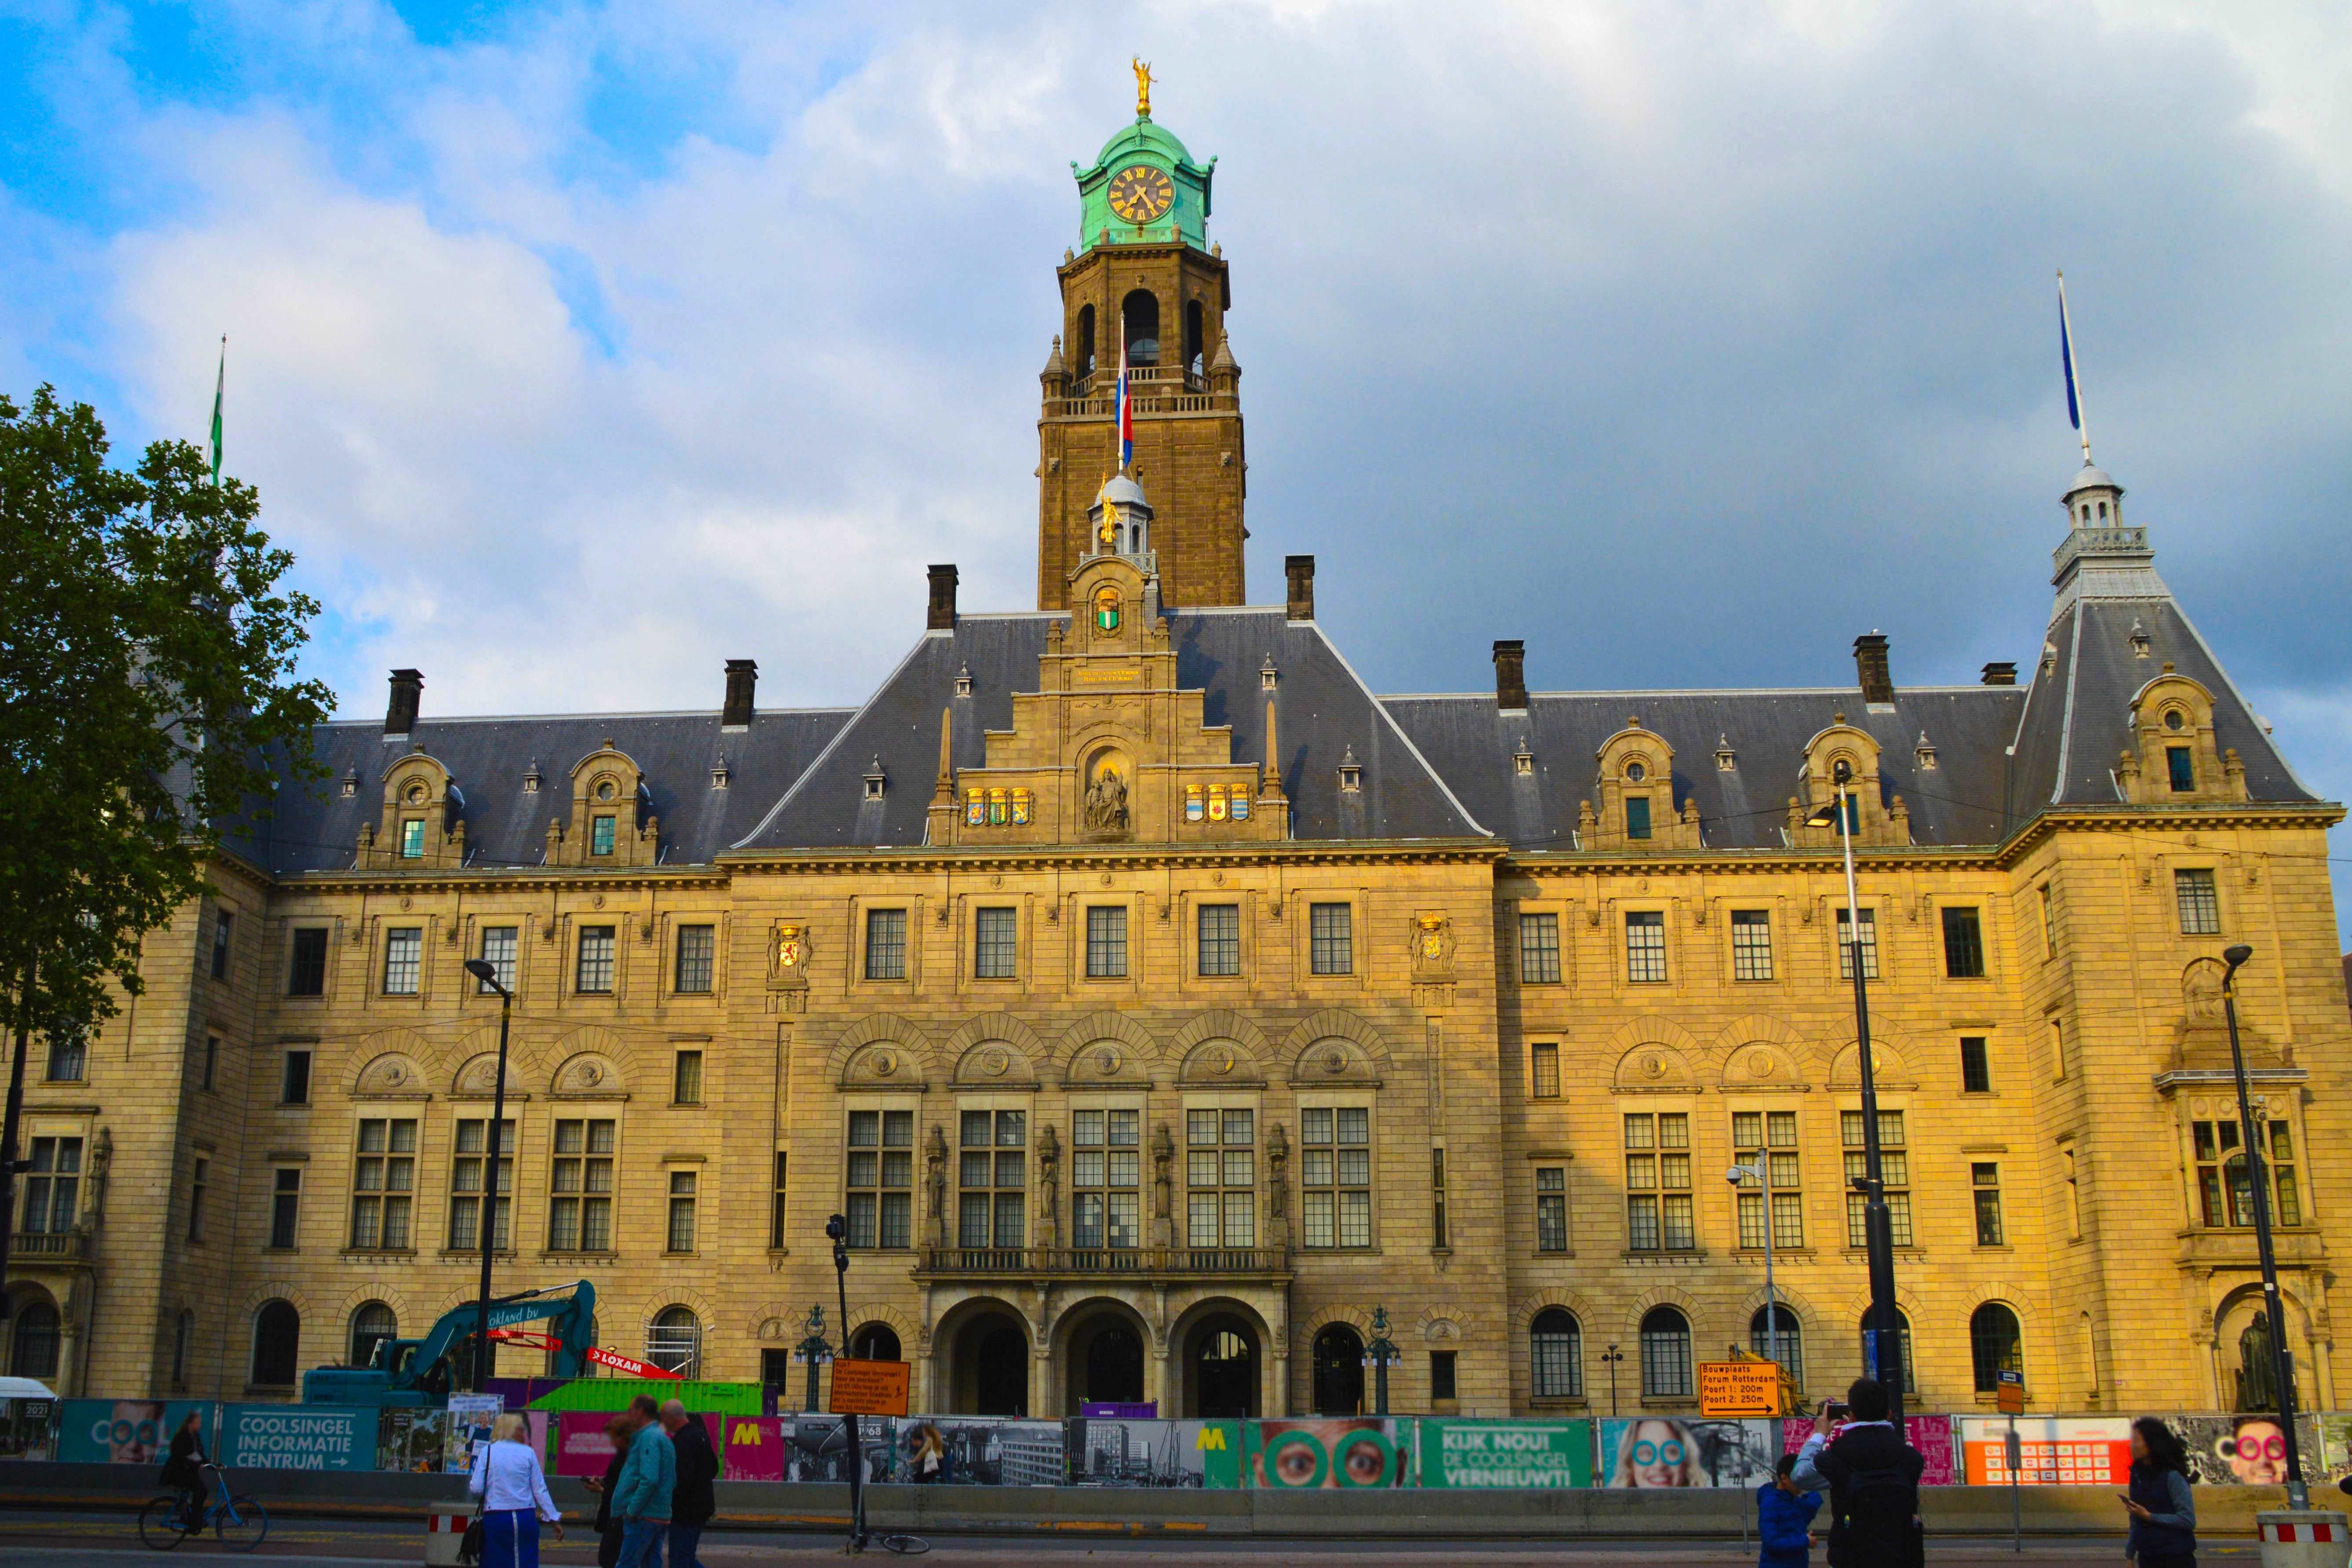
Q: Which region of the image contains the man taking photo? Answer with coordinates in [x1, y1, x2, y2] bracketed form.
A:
[1789, 1377, 1925, 1568]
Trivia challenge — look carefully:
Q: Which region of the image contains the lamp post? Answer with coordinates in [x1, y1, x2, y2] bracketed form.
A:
[2219, 944, 2308, 1508]
[1726, 1153, 1782, 1380]
[1806, 761, 1903, 1420]
[1363, 1307, 1399, 1417]
[825, 1212, 866, 1552]
[793, 1304, 833, 1415]
[1600, 1343, 1626, 1417]
[460, 958, 513, 1393]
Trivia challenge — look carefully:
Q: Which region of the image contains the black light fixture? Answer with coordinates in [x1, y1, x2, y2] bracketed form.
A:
[461, 958, 513, 1393]
[2218, 944, 2307, 1507]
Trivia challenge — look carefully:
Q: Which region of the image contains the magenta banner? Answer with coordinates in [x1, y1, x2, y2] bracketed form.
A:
[1780, 1416, 1955, 1486]
[721, 1416, 785, 1481]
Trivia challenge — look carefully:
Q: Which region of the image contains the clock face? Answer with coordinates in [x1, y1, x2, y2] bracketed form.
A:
[1107, 164, 1174, 224]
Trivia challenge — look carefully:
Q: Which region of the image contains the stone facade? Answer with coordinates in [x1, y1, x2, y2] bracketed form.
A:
[5, 107, 2346, 1429]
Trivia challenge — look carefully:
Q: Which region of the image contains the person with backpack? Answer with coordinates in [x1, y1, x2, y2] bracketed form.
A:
[2121, 1416, 2197, 1567]
[1790, 1378, 1925, 1568]
[1757, 1451, 1822, 1568]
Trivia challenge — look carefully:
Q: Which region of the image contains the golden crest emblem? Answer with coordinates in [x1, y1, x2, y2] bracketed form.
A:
[776, 924, 806, 970]
[1094, 584, 1121, 633]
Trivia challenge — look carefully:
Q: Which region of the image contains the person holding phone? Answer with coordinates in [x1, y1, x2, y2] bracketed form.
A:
[1789, 1378, 1924, 1568]
[2122, 1417, 2196, 1567]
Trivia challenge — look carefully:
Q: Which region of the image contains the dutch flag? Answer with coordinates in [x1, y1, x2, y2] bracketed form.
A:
[1115, 326, 1133, 471]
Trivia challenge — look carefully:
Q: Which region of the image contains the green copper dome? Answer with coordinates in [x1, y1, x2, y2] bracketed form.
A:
[1072, 114, 1216, 253]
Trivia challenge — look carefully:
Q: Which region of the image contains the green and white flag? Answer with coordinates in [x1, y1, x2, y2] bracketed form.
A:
[207, 336, 226, 485]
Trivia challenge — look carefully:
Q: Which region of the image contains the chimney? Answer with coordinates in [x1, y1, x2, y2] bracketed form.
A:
[384, 669, 422, 736]
[1853, 633, 1894, 705]
[722, 659, 758, 728]
[1285, 555, 1315, 621]
[1981, 661, 2018, 686]
[1493, 640, 1528, 711]
[927, 564, 958, 631]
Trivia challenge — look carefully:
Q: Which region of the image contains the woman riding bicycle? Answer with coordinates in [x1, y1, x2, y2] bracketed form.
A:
[158, 1412, 206, 1530]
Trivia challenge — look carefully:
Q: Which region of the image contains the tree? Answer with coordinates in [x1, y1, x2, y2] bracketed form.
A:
[0, 385, 333, 1307]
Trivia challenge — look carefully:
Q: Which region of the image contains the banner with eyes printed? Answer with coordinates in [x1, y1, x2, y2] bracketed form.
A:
[1240, 1418, 1413, 1488]
[2168, 1414, 2321, 1486]
[1599, 1417, 1779, 1488]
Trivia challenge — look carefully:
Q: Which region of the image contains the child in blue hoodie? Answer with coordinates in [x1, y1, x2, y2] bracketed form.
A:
[1758, 1450, 1822, 1568]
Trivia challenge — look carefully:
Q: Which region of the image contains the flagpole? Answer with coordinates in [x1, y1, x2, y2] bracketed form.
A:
[2057, 272, 2091, 466]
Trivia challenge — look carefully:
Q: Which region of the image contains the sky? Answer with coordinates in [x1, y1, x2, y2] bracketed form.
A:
[4, 0, 2349, 942]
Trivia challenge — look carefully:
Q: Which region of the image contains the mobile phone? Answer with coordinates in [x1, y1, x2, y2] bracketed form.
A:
[1823, 1401, 1849, 1420]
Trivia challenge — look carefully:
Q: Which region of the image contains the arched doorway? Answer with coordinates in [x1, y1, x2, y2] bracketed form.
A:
[850, 1324, 901, 1361]
[10, 1299, 61, 1380]
[941, 1305, 1030, 1416]
[1185, 1315, 1259, 1418]
[1312, 1324, 1364, 1416]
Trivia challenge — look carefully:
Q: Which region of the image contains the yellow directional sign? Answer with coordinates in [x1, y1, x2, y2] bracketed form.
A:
[1699, 1360, 1785, 1418]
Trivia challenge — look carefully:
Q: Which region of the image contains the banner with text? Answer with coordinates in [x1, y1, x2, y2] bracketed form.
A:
[1418, 1419, 1593, 1489]
[56, 1400, 214, 1466]
[219, 1404, 371, 1471]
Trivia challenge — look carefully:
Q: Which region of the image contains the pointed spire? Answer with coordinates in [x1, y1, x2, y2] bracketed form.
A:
[932, 708, 954, 804]
[1042, 334, 1065, 378]
[1263, 696, 1285, 799]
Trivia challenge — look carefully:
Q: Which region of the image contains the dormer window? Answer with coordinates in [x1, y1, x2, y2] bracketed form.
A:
[1261, 655, 1278, 691]
[1337, 747, 1362, 794]
[1625, 761, 1646, 783]
[595, 779, 616, 803]
[1715, 736, 1737, 772]
[590, 815, 616, 855]
[711, 756, 731, 790]
[1514, 741, 1534, 777]
[1625, 797, 1651, 840]
[2131, 621, 2151, 658]
[864, 757, 888, 801]
[523, 760, 542, 793]
[341, 766, 358, 798]
[1915, 732, 1939, 771]
[2164, 709, 2185, 731]
[2168, 747, 2195, 792]
[954, 664, 973, 699]
[400, 819, 426, 859]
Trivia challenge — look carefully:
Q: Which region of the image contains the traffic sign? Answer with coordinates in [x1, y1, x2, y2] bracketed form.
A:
[1698, 1360, 1784, 1418]
[828, 1357, 912, 1417]
[1995, 1369, 2025, 1415]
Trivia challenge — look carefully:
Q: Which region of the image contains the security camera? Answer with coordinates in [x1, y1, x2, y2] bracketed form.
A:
[1724, 1165, 1748, 1186]
[824, 1213, 848, 1242]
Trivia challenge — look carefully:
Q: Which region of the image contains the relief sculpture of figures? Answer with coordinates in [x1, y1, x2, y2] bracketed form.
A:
[1083, 763, 1129, 833]
[925, 1124, 948, 1247]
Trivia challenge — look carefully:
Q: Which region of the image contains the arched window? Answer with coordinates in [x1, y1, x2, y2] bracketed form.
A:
[171, 1310, 194, 1389]
[851, 1324, 901, 1361]
[250, 1299, 301, 1387]
[1970, 1303, 2023, 1393]
[1751, 1305, 1803, 1388]
[1183, 299, 1205, 377]
[1530, 1308, 1582, 1398]
[1859, 1310, 1914, 1396]
[649, 1306, 701, 1377]
[10, 1301, 60, 1380]
[1121, 290, 1160, 366]
[1075, 305, 1096, 379]
[349, 1302, 397, 1369]
[1639, 1307, 1692, 1398]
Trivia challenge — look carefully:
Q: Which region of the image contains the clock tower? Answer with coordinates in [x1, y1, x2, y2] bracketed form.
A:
[1037, 92, 1247, 610]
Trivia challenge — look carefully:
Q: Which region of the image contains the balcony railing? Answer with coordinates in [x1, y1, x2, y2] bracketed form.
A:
[916, 1244, 1290, 1279]
[1068, 365, 1206, 397]
[9, 1229, 89, 1262]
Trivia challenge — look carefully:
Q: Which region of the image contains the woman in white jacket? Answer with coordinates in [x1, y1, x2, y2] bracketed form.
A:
[469, 1413, 564, 1568]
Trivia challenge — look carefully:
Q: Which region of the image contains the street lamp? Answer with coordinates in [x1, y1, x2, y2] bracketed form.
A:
[792, 1304, 833, 1415]
[825, 1212, 867, 1552]
[460, 957, 513, 1393]
[2219, 944, 2308, 1508]
[1805, 760, 1903, 1420]
[1362, 1307, 1400, 1417]
[1726, 1154, 1783, 1385]
[1600, 1343, 1627, 1417]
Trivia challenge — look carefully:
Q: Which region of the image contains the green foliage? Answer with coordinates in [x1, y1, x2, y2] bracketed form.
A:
[0, 385, 335, 1030]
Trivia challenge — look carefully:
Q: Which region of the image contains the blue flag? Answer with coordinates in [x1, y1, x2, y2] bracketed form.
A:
[2059, 292, 2080, 431]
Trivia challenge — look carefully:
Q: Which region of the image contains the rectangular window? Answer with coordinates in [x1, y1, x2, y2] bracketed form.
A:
[1731, 909, 1773, 981]
[1625, 910, 1667, 983]
[2050, 1017, 2068, 1080]
[400, 819, 426, 859]
[1184, 1108, 1255, 1248]
[269, 1169, 301, 1249]
[2167, 745, 2195, 792]
[864, 908, 908, 980]
[973, 908, 1018, 979]
[674, 925, 715, 993]
[1941, 907, 1985, 977]
[1973, 1162, 2005, 1245]
[1431, 1146, 1448, 1250]
[1535, 1166, 1568, 1253]
[200, 1035, 218, 1092]
[1732, 1110, 1802, 1249]
[1519, 912, 1562, 984]
[186, 1157, 208, 1242]
[281, 1048, 313, 1106]
[1085, 906, 1128, 979]
[673, 1049, 704, 1105]
[1074, 1108, 1145, 1250]
[1835, 907, 1879, 980]
[288, 928, 328, 996]
[1625, 795, 1651, 840]
[1529, 1042, 1561, 1099]
[2038, 883, 2056, 958]
[667, 1171, 698, 1252]
[477, 926, 517, 993]
[1300, 1106, 1372, 1247]
[768, 1152, 789, 1249]
[844, 1109, 914, 1248]
[382, 928, 422, 995]
[1309, 903, 1353, 975]
[575, 926, 615, 993]
[1623, 1113, 1693, 1250]
[1960, 1036, 1991, 1094]
[590, 814, 616, 855]
[1197, 904, 1240, 977]
[210, 910, 234, 979]
[548, 1118, 615, 1251]
[2175, 869, 2221, 935]
[44, 1027, 86, 1082]
[18, 1137, 81, 1235]
[349, 1118, 416, 1250]
[959, 1109, 1030, 1249]
[1842, 1110, 1912, 1248]
[448, 1118, 514, 1253]
[2193, 1118, 2301, 1228]
[1430, 1349, 1457, 1402]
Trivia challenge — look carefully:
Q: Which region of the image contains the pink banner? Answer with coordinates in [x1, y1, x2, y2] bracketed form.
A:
[1781, 1415, 1955, 1486]
[554, 1413, 621, 1478]
[721, 1416, 785, 1482]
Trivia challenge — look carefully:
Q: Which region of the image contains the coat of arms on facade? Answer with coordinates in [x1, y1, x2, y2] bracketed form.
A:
[1410, 911, 1457, 981]
[1093, 584, 1121, 633]
[770, 923, 810, 990]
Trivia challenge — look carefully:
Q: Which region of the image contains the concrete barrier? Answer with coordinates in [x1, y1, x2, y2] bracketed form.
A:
[0, 1460, 2292, 1539]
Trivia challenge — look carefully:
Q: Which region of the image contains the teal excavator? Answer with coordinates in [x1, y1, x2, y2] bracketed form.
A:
[301, 1280, 597, 1409]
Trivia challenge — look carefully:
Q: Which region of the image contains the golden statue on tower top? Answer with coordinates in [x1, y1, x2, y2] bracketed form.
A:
[1132, 57, 1153, 118]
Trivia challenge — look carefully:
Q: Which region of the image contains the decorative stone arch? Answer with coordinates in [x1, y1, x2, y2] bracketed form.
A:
[546, 1024, 634, 1099]
[1415, 1303, 1474, 1344]
[1511, 1289, 1602, 1335]
[2121, 667, 2244, 804]
[1734, 1282, 1823, 1328]
[940, 1014, 1049, 1070]
[1169, 1010, 1274, 1065]
[555, 741, 658, 867]
[1838, 1283, 1929, 1325]
[1828, 1038, 1918, 1091]
[1604, 1016, 1703, 1058]
[1587, 719, 1699, 849]
[363, 747, 466, 869]
[1049, 1292, 1159, 1359]
[1705, 1015, 1814, 1087]
[337, 1283, 415, 1324]
[825, 1014, 937, 1087]
[349, 1030, 435, 1099]
[1714, 1041, 1809, 1090]
[451, 1029, 546, 1099]
[845, 1302, 921, 1354]
[1791, 717, 1908, 847]
[1624, 1284, 1703, 1342]
[931, 1293, 1034, 1355]
[240, 1282, 314, 1323]
[1277, 1009, 1394, 1080]
[637, 1287, 720, 1336]
[1300, 1304, 1377, 1351]
[749, 1303, 807, 1342]
[1051, 1011, 1161, 1080]
[1613, 1042, 1700, 1091]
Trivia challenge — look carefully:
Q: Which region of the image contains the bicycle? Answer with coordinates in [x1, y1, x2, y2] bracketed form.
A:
[139, 1462, 269, 1552]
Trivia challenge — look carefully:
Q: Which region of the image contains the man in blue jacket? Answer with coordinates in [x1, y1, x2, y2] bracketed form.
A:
[610, 1395, 677, 1568]
[1758, 1452, 1822, 1568]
